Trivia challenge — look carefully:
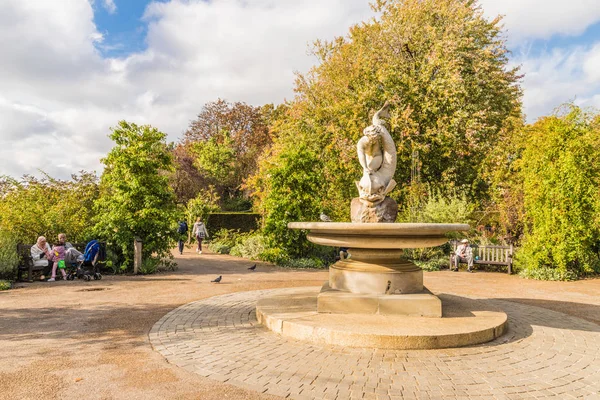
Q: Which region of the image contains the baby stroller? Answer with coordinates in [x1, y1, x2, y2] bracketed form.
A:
[67, 240, 103, 281]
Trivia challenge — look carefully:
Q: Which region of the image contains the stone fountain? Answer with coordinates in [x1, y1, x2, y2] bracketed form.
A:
[256, 102, 507, 349]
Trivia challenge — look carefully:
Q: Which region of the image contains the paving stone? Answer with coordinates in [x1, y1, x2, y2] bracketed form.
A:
[150, 288, 600, 400]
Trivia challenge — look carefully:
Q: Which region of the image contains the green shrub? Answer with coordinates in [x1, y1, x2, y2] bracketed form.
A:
[222, 197, 253, 212]
[0, 230, 19, 280]
[403, 243, 451, 263]
[206, 213, 260, 237]
[257, 247, 290, 265]
[413, 256, 448, 271]
[0, 280, 11, 290]
[139, 257, 160, 274]
[515, 106, 600, 279]
[207, 228, 240, 254]
[282, 257, 326, 269]
[518, 267, 578, 281]
[230, 233, 267, 260]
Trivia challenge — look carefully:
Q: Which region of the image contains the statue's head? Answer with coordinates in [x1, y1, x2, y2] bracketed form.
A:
[362, 125, 382, 143]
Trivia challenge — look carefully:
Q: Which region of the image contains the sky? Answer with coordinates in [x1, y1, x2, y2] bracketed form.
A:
[1, 0, 599, 180]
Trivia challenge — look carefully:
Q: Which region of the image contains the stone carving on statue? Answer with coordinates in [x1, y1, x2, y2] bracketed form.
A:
[352, 101, 398, 223]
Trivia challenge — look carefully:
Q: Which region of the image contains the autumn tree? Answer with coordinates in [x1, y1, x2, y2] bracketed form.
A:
[252, 0, 522, 224]
[183, 99, 274, 205]
[169, 143, 210, 205]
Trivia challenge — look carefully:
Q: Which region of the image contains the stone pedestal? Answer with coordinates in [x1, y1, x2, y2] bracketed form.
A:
[329, 248, 422, 294]
[319, 248, 441, 317]
[317, 283, 442, 317]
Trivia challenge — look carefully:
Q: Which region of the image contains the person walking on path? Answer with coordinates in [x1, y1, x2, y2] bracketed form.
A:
[177, 220, 188, 255]
[192, 218, 208, 254]
[453, 238, 474, 272]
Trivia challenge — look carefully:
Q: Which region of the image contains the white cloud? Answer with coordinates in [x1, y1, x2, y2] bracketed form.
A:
[0, 0, 374, 179]
[102, 0, 117, 14]
[479, 0, 600, 45]
[513, 43, 600, 121]
[2, 0, 600, 179]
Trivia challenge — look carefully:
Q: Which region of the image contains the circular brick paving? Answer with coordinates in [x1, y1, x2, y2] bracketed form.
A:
[150, 288, 600, 400]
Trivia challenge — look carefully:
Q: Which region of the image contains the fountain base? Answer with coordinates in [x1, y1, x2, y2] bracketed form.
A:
[317, 283, 442, 317]
[256, 287, 507, 350]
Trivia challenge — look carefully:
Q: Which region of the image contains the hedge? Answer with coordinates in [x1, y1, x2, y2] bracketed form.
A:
[206, 212, 261, 236]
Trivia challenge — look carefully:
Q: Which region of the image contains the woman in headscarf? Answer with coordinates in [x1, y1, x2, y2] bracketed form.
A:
[30, 236, 53, 280]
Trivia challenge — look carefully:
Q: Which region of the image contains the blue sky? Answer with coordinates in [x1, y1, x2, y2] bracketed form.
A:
[93, 0, 154, 57]
[1, 0, 600, 179]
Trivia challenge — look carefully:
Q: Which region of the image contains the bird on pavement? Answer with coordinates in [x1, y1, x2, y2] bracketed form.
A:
[248, 264, 256, 271]
[320, 212, 332, 222]
[211, 275, 222, 283]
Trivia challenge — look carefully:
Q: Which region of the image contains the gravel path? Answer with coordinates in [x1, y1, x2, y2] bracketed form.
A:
[1, 249, 599, 399]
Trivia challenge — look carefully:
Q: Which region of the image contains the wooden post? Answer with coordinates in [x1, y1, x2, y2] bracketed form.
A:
[508, 243, 513, 275]
[134, 237, 142, 274]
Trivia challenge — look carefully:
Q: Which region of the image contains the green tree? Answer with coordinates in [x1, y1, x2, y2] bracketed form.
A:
[516, 106, 600, 279]
[190, 135, 237, 193]
[93, 121, 177, 270]
[252, 0, 522, 221]
[260, 146, 324, 258]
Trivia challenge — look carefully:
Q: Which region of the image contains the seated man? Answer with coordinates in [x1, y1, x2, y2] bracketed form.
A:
[57, 233, 83, 265]
[452, 239, 474, 272]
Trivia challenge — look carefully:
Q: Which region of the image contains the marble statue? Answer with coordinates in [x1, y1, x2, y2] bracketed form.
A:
[352, 102, 398, 222]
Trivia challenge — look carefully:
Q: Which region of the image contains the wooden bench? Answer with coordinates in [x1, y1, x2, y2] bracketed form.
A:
[16, 242, 107, 282]
[16, 243, 42, 282]
[449, 241, 514, 274]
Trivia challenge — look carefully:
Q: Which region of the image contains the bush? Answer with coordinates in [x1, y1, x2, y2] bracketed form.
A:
[207, 228, 240, 254]
[281, 257, 326, 269]
[230, 233, 267, 260]
[0, 280, 11, 290]
[404, 243, 450, 261]
[257, 247, 290, 265]
[413, 256, 448, 271]
[400, 186, 475, 225]
[0, 230, 19, 280]
[0, 172, 98, 245]
[206, 213, 260, 237]
[515, 106, 600, 279]
[222, 197, 253, 212]
[518, 267, 578, 281]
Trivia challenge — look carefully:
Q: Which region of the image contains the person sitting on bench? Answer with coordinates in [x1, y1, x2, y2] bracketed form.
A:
[30, 236, 53, 280]
[452, 239, 473, 272]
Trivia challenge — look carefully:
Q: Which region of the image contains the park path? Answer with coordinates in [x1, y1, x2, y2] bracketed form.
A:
[1, 248, 599, 399]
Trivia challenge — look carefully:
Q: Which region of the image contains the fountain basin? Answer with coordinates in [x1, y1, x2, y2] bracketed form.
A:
[288, 222, 469, 249]
[289, 222, 469, 299]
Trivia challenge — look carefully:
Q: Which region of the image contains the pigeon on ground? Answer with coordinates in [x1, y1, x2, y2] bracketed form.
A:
[320, 213, 332, 222]
[248, 264, 257, 271]
[211, 275, 222, 283]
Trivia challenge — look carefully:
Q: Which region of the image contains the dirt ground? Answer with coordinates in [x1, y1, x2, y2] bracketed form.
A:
[1, 248, 599, 400]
